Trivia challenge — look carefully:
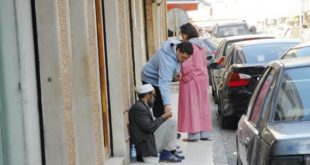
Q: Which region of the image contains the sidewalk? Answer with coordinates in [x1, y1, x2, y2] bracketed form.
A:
[131, 82, 214, 165]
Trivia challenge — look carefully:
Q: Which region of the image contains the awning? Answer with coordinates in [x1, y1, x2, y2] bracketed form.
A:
[167, 0, 199, 11]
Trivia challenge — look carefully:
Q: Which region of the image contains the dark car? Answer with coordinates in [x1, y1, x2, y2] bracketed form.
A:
[280, 41, 310, 59]
[209, 39, 300, 129]
[236, 57, 310, 165]
[210, 34, 275, 103]
[210, 22, 251, 38]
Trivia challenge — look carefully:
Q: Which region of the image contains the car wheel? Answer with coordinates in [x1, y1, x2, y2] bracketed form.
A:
[217, 96, 233, 129]
[212, 87, 219, 104]
[237, 155, 242, 165]
[219, 112, 233, 129]
[211, 83, 215, 96]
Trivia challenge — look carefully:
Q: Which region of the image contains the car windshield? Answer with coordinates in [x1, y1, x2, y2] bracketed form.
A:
[282, 46, 310, 59]
[216, 25, 249, 37]
[274, 67, 310, 121]
[237, 43, 295, 64]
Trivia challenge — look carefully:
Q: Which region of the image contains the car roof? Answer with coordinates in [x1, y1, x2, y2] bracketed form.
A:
[271, 56, 310, 69]
[220, 34, 275, 42]
[214, 21, 247, 26]
[234, 38, 301, 47]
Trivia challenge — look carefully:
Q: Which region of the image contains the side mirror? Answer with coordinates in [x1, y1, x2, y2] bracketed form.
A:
[209, 62, 221, 69]
[207, 56, 213, 60]
[249, 26, 257, 34]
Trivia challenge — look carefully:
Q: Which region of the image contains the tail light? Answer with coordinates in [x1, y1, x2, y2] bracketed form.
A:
[218, 56, 224, 65]
[227, 72, 251, 87]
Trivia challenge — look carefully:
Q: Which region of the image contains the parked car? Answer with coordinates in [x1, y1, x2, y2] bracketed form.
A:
[236, 57, 310, 165]
[210, 21, 251, 38]
[210, 34, 275, 103]
[209, 38, 300, 129]
[280, 41, 310, 59]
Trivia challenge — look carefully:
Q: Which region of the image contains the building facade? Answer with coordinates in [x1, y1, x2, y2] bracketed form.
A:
[0, 0, 167, 164]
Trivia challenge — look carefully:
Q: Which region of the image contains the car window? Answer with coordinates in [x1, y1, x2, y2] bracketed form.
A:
[235, 49, 245, 64]
[214, 40, 224, 60]
[242, 43, 296, 64]
[274, 67, 310, 121]
[249, 68, 277, 126]
[216, 24, 249, 37]
[223, 47, 233, 69]
[282, 47, 310, 59]
[224, 42, 233, 57]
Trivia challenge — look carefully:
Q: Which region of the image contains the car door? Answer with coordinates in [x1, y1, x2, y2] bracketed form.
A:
[237, 67, 277, 165]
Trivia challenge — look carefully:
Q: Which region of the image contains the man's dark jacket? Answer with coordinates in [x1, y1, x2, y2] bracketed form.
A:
[129, 100, 165, 157]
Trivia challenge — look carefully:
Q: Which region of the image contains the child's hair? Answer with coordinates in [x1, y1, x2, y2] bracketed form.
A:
[180, 23, 199, 39]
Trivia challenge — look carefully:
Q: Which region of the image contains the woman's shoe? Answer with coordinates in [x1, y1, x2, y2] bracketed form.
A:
[200, 137, 213, 141]
[182, 138, 198, 142]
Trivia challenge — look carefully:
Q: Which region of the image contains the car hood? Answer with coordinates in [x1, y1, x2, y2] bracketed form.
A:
[266, 121, 310, 156]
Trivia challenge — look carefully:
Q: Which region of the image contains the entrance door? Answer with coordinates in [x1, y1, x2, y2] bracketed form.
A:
[96, 0, 111, 156]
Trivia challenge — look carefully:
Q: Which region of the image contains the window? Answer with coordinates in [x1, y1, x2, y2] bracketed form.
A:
[249, 68, 276, 126]
[282, 47, 310, 59]
[242, 43, 296, 64]
[274, 67, 310, 121]
[223, 47, 233, 69]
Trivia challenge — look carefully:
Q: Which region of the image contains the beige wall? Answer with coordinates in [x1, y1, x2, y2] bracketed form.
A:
[104, 0, 135, 163]
[34, 0, 168, 164]
[35, 0, 104, 164]
[131, 1, 147, 88]
[145, 1, 168, 57]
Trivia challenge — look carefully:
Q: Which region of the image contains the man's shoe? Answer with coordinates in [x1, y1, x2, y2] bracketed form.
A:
[160, 150, 182, 163]
[172, 153, 185, 160]
[175, 150, 182, 154]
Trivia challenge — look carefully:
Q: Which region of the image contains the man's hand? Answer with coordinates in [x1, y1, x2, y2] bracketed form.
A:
[162, 104, 172, 119]
[172, 73, 180, 82]
[161, 111, 173, 119]
[164, 104, 171, 113]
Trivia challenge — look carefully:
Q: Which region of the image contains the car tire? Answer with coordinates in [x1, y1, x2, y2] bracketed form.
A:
[237, 155, 242, 165]
[214, 89, 219, 104]
[219, 112, 233, 129]
[217, 96, 233, 129]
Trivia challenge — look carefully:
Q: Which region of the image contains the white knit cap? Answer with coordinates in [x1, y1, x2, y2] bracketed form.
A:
[138, 84, 154, 94]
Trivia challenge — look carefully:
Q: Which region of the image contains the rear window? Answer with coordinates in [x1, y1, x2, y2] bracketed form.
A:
[274, 67, 310, 121]
[236, 43, 296, 64]
[215, 24, 249, 37]
[282, 47, 310, 59]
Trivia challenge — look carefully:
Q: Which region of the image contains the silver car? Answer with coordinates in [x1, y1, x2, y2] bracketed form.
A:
[236, 57, 310, 165]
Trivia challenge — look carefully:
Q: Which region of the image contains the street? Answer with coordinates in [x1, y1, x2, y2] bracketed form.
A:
[210, 92, 237, 165]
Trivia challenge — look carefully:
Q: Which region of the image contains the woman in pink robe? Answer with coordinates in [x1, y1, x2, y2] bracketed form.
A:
[178, 23, 212, 141]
